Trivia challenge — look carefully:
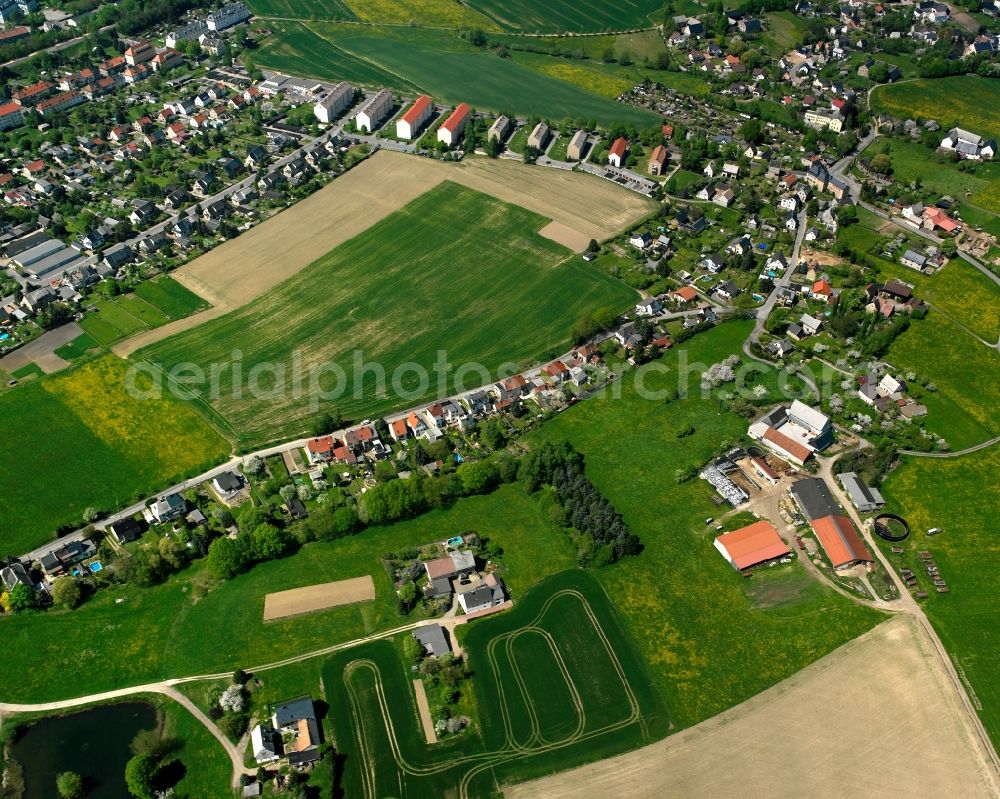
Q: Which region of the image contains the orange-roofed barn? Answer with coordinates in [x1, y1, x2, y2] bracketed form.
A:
[810, 515, 872, 570]
[714, 521, 791, 570]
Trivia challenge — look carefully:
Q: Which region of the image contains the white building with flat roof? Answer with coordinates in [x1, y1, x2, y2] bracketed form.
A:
[355, 88, 392, 132]
[313, 81, 353, 123]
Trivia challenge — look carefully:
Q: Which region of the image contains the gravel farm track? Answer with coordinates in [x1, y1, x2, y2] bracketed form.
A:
[506, 615, 1000, 799]
[112, 150, 653, 356]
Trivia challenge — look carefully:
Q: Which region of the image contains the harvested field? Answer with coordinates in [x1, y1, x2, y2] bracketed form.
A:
[506, 615, 1000, 799]
[115, 151, 651, 357]
[263, 575, 375, 621]
[539, 221, 591, 252]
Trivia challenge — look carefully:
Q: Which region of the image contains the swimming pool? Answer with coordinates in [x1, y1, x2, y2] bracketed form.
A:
[752, 293, 766, 302]
[90, 561, 103, 573]
[447, 536, 464, 547]
[454, 453, 464, 463]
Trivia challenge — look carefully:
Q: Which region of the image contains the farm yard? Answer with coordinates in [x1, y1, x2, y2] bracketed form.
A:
[528, 321, 885, 728]
[0, 356, 229, 553]
[870, 76, 1000, 141]
[0, 486, 576, 703]
[138, 181, 639, 448]
[256, 23, 660, 126]
[463, 0, 664, 33]
[880, 445, 1000, 752]
[324, 571, 669, 799]
[507, 615, 1000, 798]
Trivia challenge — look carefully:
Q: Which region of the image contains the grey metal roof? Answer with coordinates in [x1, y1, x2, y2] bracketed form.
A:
[790, 477, 840, 520]
[273, 695, 315, 727]
[413, 624, 450, 657]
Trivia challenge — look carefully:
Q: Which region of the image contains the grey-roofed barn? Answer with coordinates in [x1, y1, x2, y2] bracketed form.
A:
[790, 477, 841, 520]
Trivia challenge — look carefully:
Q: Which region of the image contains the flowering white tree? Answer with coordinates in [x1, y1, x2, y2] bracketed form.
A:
[297, 484, 313, 502]
[243, 455, 264, 477]
[219, 685, 244, 713]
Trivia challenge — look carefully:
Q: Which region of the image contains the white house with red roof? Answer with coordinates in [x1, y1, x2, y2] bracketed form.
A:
[608, 136, 628, 167]
[437, 102, 471, 146]
[396, 94, 433, 140]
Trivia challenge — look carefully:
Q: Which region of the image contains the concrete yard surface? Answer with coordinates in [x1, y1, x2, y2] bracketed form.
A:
[506, 615, 1000, 799]
[262, 575, 376, 621]
[0, 322, 82, 374]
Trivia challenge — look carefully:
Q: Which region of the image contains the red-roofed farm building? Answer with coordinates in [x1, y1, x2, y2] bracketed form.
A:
[714, 520, 791, 570]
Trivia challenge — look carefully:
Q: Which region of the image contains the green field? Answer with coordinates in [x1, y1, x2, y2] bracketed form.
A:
[256, 22, 415, 90]
[0, 356, 229, 553]
[761, 10, 810, 55]
[879, 444, 1000, 749]
[133, 275, 209, 319]
[465, 0, 663, 32]
[79, 277, 208, 347]
[528, 321, 886, 726]
[871, 75, 1000, 141]
[140, 183, 637, 448]
[873, 256, 1000, 343]
[247, 0, 357, 19]
[53, 332, 100, 362]
[324, 571, 669, 799]
[256, 23, 659, 126]
[0, 486, 576, 701]
[887, 314, 1000, 450]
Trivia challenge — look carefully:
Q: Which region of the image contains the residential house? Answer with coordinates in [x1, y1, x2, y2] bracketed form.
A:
[527, 121, 549, 151]
[608, 137, 628, 168]
[437, 102, 471, 147]
[108, 517, 143, 545]
[488, 115, 512, 144]
[395, 94, 433, 140]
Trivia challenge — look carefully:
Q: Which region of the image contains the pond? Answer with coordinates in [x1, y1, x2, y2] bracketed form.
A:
[11, 701, 157, 799]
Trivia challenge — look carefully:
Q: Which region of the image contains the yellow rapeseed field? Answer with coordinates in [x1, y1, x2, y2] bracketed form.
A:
[44, 356, 230, 474]
[533, 61, 632, 99]
[345, 0, 499, 29]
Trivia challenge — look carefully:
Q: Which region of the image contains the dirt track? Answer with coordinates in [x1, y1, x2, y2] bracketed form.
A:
[113, 151, 652, 356]
[262, 575, 375, 621]
[506, 615, 1000, 799]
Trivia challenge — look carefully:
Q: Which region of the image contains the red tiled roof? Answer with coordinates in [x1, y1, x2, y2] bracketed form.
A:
[810, 515, 872, 568]
[650, 144, 668, 164]
[609, 137, 628, 158]
[762, 426, 812, 463]
[672, 286, 697, 302]
[0, 102, 22, 117]
[716, 521, 790, 570]
[440, 102, 470, 132]
[544, 360, 568, 376]
[812, 279, 832, 295]
[391, 418, 408, 437]
[307, 436, 333, 454]
[401, 94, 432, 124]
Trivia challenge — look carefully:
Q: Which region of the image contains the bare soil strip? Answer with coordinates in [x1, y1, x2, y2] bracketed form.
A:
[506, 615, 1000, 799]
[262, 575, 375, 621]
[113, 151, 651, 356]
[412, 678, 438, 744]
[539, 221, 591, 253]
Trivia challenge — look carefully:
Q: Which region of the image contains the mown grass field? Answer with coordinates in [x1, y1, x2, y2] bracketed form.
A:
[0, 486, 576, 702]
[53, 332, 100, 362]
[140, 183, 637, 448]
[871, 75, 1000, 141]
[79, 277, 207, 347]
[879, 444, 1000, 750]
[886, 314, 1000, 450]
[761, 10, 810, 55]
[248, 0, 356, 19]
[0, 356, 229, 554]
[528, 321, 886, 728]
[258, 23, 659, 126]
[324, 571, 668, 799]
[465, 0, 663, 32]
